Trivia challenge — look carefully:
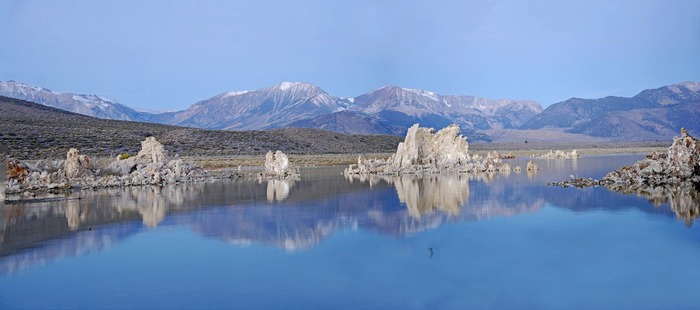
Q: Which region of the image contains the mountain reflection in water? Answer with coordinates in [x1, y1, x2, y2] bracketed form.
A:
[2, 158, 699, 274]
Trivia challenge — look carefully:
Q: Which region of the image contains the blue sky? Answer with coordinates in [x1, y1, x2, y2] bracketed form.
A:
[1, 0, 699, 110]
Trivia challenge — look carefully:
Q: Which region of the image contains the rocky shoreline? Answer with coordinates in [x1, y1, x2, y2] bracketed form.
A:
[3, 137, 297, 200]
[550, 128, 699, 189]
[549, 129, 700, 225]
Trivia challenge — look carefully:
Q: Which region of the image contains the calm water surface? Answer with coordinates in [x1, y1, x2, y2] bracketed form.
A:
[1, 155, 699, 309]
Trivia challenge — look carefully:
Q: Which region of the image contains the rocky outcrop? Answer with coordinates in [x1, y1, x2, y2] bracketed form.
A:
[134, 137, 166, 164]
[7, 159, 28, 182]
[390, 124, 470, 171]
[345, 123, 511, 175]
[604, 128, 699, 188]
[550, 129, 700, 225]
[258, 150, 299, 180]
[64, 148, 90, 179]
[99, 137, 207, 186]
[526, 160, 538, 172]
[4, 137, 245, 197]
[553, 129, 699, 189]
[537, 150, 579, 159]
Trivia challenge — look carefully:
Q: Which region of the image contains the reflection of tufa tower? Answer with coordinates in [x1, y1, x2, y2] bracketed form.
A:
[138, 187, 167, 227]
[0, 144, 7, 203]
[266, 179, 293, 202]
[392, 174, 469, 219]
[64, 199, 81, 231]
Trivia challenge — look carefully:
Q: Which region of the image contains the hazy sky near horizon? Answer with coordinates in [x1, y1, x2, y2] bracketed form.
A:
[1, 0, 699, 111]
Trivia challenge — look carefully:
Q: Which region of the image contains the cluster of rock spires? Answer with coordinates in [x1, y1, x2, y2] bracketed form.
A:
[4, 137, 298, 198]
[536, 149, 579, 159]
[553, 128, 699, 189]
[605, 128, 699, 187]
[344, 124, 514, 175]
[552, 128, 700, 226]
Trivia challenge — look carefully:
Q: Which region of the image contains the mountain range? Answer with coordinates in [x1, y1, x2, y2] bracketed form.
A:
[1, 80, 698, 141]
[522, 81, 700, 139]
[0, 81, 154, 122]
[0, 95, 402, 160]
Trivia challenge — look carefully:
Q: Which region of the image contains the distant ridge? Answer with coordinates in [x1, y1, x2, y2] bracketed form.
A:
[0, 80, 154, 122]
[0, 80, 542, 141]
[2, 79, 698, 141]
[521, 81, 700, 140]
[0, 95, 401, 160]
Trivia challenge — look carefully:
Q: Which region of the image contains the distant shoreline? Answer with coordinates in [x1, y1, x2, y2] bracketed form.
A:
[6, 140, 667, 171]
[189, 142, 666, 170]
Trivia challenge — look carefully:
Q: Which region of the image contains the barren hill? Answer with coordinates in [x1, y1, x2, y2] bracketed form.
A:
[0, 96, 402, 160]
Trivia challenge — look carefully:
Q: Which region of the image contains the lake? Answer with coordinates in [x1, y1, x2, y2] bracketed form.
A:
[1, 155, 699, 309]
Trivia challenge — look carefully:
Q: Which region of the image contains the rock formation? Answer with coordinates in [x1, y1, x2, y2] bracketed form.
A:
[550, 129, 700, 225]
[553, 129, 699, 189]
[526, 160, 538, 172]
[604, 128, 699, 189]
[390, 124, 470, 171]
[345, 123, 511, 175]
[101, 137, 206, 186]
[265, 150, 289, 175]
[537, 150, 579, 159]
[4, 137, 245, 198]
[134, 137, 166, 164]
[7, 159, 28, 182]
[64, 148, 90, 179]
[258, 150, 299, 180]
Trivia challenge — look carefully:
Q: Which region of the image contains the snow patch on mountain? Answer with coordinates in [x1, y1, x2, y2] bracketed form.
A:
[673, 81, 700, 93]
[222, 90, 250, 98]
[0, 80, 145, 120]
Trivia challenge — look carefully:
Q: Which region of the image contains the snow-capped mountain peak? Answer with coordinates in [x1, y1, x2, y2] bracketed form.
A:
[0, 80, 147, 121]
[169, 82, 349, 130]
[272, 81, 317, 92]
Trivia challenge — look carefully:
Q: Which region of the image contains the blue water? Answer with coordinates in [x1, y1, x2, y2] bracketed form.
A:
[1, 155, 699, 309]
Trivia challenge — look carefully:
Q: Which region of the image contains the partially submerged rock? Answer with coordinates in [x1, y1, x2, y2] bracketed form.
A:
[526, 160, 538, 172]
[604, 128, 699, 188]
[345, 123, 512, 175]
[4, 137, 243, 197]
[550, 129, 700, 225]
[537, 149, 579, 160]
[390, 124, 470, 171]
[258, 150, 299, 180]
[551, 129, 699, 189]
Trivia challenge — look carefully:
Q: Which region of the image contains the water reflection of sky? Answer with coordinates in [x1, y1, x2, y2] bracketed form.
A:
[1, 155, 700, 308]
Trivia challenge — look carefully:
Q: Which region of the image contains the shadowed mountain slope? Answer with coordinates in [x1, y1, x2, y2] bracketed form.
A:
[0, 96, 401, 159]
